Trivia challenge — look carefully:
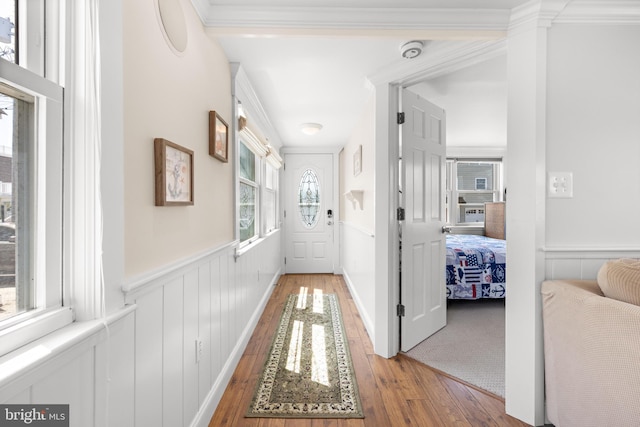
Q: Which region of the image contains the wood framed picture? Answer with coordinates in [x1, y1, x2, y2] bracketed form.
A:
[353, 144, 362, 176]
[154, 138, 194, 206]
[209, 111, 229, 162]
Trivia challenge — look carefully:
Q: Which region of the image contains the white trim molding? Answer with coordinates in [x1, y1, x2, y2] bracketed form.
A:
[544, 246, 640, 280]
[201, 6, 512, 34]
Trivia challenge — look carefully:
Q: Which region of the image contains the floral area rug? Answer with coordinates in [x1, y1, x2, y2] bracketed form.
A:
[246, 293, 364, 418]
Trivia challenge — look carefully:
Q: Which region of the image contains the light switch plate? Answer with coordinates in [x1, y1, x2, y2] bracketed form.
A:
[548, 172, 573, 198]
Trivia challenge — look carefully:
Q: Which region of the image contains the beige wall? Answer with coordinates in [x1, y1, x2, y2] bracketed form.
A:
[123, 0, 233, 277]
[340, 93, 375, 232]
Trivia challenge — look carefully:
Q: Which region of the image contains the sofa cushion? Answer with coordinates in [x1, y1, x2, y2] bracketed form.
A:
[597, 258, 640, 306]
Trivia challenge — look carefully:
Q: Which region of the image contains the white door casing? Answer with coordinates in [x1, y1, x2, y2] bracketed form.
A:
[400, 90, 447, 352]
[284, 153, 334, 273]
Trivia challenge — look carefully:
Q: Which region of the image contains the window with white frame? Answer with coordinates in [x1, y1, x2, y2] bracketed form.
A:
[0, 0, 105, 356]
[263, 162, 278, 234]
[446, 159, 503, 225]
[239, 141, 258, 243]
[237, 126, 281, 246]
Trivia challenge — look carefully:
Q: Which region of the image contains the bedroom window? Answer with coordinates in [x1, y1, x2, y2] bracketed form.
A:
[446, 159, 503, 225]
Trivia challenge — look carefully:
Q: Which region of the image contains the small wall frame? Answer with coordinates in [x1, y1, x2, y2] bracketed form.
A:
[209, 111, 229, 162]
[353, 145, 362, 176]
[154, 138, 194, 206]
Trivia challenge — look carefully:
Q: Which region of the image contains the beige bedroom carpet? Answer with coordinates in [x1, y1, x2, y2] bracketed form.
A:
[404, 299, 505, 397]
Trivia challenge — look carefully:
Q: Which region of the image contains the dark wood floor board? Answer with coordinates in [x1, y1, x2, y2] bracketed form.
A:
[209, 274, 531, 427]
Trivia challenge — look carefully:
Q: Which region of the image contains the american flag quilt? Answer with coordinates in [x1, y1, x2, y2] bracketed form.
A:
[446, 234, 506, 300]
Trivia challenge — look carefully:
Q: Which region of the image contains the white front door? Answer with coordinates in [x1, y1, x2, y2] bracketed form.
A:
[400, 89, 447, 352]
[284, 153, 334, 273]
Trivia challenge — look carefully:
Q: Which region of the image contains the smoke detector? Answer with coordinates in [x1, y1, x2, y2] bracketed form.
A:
[400, 41, 423, 59]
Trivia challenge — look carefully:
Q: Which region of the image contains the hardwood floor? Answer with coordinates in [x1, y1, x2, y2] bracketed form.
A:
[209, 274, 531, 427]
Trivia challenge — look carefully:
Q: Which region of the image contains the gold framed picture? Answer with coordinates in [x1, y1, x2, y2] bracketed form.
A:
[209, 111, 229, 162]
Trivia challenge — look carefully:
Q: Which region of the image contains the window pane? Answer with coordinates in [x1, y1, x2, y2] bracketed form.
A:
[0, 91, 32, 322]
[239, 182, 255, 242]
[239, 142, 255, 181]
[457, 162, 494, 191]
[264, 189, 276, 233]
[298, 169, 320, 229]
[0, 1, 16, 63]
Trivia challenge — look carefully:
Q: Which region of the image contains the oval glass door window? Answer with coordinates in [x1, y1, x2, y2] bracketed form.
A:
[298, 169, 320, 228]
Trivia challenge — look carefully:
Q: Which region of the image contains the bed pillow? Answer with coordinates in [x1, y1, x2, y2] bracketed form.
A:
[597, 258, 640, 306]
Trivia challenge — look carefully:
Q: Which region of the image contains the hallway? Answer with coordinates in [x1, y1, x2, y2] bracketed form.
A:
[209, 274, 530, 426]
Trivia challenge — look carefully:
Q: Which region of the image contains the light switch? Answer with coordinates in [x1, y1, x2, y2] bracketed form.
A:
[548, 172, 573, 198]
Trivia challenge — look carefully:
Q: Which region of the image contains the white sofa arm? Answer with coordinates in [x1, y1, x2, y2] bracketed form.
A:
[542, 280, 640, 427]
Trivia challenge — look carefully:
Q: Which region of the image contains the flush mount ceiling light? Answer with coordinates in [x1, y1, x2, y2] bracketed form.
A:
[400, 41, 423, 59]
[301, 123, 323, 135]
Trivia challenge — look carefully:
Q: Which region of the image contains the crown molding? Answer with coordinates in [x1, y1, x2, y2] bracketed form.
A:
[509, 0, 640, 31]
[555, 0, 640, 24]
[199, 6, 512, 35]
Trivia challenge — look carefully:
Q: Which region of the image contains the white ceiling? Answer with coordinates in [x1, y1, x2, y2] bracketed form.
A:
[195, 0, 530, 148]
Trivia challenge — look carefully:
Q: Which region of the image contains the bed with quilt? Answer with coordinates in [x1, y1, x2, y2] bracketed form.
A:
[445, 234, 506, 300]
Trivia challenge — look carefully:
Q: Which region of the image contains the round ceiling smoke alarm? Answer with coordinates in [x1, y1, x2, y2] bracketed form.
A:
[400, 41, 423, 59]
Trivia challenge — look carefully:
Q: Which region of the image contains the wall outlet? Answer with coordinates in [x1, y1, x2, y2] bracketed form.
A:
[548, 172, 573, 198]
[195, 338, 203, 363]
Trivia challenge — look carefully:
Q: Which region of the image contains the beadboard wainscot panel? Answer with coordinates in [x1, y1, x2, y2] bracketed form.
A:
[123, 232, 281, 427]
[340, 221, 375, 340]
[544, 247, 640, 280]
[0, 307, 136, 427]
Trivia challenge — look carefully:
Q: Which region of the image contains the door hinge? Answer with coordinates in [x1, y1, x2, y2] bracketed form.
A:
[397, 112, 405, 124]
[397, 304, 405, 317]
[397, 207, 405, 221]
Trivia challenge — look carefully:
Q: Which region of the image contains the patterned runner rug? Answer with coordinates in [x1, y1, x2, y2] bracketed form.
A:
[246, 293, 364, 418]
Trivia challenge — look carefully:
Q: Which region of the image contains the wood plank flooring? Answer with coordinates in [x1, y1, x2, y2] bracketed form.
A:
[209, 274, 531, 427]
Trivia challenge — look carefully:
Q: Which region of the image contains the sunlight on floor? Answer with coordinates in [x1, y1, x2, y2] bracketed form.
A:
[313, 288, 324, 313]
[287, 287, 329, 386]
[286, 320, 303, 373]
[297, 287, 308, 309]
[311, 324, 329, 386]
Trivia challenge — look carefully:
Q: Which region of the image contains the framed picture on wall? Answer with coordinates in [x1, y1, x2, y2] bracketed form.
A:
[209, 111, 229, 162]
[353, 145, 362, 176]
[154, 138, 194, 206]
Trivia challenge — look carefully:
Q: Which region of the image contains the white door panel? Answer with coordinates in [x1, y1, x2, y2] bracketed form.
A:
[401, 90, 447, 352]
[284, 154, 334, 273]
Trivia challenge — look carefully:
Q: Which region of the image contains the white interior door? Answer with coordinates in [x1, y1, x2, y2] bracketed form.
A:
[400, 89, 447, 352]
[284, 153, 334, 273]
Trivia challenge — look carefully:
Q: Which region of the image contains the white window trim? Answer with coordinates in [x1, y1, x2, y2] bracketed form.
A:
[239, 137, 260, 247]
[0, 0, 105, 357]
[446, 159, 503, 226]
[0, 58, 69, 356]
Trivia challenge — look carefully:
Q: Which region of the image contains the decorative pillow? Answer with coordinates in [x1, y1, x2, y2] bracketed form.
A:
[597, 258, 640, 306]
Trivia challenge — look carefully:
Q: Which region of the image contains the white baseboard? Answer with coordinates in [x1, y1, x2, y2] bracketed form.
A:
[190, 268, 280, 427]
[342, 269, 375, 344]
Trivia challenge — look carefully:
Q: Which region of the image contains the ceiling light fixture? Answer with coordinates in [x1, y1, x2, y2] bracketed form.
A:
[301, 122, 323, 135]
[400, 41, 423, 59]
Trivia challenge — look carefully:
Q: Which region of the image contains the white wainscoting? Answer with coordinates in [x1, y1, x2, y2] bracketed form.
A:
[0, 307, 136, 427]
[544, 247, 640, 280]
[340, 221, 375, 342]
[0, 231, 282, 427]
